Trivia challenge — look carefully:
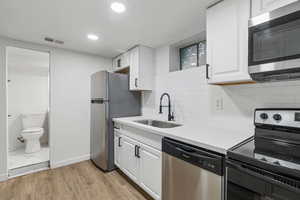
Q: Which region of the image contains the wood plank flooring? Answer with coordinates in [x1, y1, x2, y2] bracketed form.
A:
[0, 161, 152, 200]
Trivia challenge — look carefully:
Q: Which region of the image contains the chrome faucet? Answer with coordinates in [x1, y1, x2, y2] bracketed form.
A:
[159, 93, 174, 121]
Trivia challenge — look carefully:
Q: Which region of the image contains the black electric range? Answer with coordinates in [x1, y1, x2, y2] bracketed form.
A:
[227, 109, 300, 200]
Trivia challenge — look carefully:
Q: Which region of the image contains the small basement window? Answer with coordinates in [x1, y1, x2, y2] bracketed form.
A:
[179, 41, 206, 70]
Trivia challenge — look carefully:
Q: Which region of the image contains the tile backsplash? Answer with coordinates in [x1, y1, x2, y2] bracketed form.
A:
[142, 46, 300, 133]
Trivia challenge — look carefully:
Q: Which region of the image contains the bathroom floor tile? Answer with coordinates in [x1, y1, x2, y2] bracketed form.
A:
[8, 146, 49, 169]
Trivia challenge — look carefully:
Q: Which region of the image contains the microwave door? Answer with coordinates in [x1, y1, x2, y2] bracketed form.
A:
[248, 1, 300, 78]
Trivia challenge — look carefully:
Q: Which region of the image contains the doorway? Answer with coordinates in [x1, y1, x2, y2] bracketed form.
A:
[6, 47, 50, 177]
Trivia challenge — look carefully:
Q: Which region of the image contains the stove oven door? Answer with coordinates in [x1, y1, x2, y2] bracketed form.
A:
[226, 160, 300, 200]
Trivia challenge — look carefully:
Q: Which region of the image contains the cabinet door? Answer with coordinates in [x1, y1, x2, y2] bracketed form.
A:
[129, 47, 139, 90]
[120, 136, 140, 183]
[123, 51, 130, 68]
[114, 132, 121, 167]
[252, 0, 297, 17]
[207, 0, 251, 84]
[116, 56, 122, 69]
[112, 58, 117, 71]
[139, 144, 162, 200]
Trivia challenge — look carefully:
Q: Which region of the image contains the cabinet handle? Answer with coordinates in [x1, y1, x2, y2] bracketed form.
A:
[135, 146, 141, 158]
[134, 145, 138, 157]
[206, 64, 210, 79]
[117, 59, 121, 68]
[135, 78, 138, 88]
[118, 137, 122, 147]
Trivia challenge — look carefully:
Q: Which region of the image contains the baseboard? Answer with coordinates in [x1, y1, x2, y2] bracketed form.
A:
[51, 154, 90, 169]
[0, 173, 8, 182]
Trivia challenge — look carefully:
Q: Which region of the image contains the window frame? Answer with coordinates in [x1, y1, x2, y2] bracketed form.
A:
[179, 41, 206, 70]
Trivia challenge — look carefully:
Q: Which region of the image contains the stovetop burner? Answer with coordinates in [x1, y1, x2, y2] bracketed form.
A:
[228, 109, 300, 179]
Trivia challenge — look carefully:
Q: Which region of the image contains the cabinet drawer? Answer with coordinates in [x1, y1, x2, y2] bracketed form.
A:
[120, 126, 162, 150]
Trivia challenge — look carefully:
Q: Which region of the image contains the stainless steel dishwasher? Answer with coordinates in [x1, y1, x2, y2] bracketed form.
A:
[162, 137, 224, 200]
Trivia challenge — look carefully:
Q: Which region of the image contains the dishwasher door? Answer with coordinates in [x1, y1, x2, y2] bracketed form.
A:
[162, 138, 223, 200]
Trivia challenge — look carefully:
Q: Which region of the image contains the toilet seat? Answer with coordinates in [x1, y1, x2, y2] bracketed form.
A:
[22, 128, 44, 134]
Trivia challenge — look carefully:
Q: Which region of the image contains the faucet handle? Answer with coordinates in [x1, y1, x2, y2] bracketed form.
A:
[170, 112, 175, 121]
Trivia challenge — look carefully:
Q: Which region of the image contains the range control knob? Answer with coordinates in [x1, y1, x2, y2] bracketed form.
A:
[261, 157, 267, 162]
[273, 114, 282, 121]
[260, 113, 268, 120]
[273, 161, 281, 166]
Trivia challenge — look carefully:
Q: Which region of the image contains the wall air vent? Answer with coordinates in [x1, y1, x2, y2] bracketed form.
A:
[44, 37, 64, 45]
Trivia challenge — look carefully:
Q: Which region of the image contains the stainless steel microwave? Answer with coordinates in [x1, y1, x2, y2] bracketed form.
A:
[248, 1, 300, 82]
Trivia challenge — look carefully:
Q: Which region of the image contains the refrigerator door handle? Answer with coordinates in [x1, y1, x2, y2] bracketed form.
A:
[91, 98, 109, 104]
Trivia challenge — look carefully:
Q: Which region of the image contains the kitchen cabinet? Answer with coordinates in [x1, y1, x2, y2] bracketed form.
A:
[112, 52, 130, 72]
[120, 136, 140, 183]
[206, 0, 252, 84]
[139, 145, 162, 200]
[251, 0, 297, 17]
[129, 46, 154, 91]
[114, 131, 121, 167]
[114, 126, 162, 200]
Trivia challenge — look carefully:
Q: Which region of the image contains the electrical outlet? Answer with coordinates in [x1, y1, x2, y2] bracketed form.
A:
[215, 97, 224, 111]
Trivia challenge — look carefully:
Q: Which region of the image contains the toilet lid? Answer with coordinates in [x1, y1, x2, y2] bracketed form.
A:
[22, 128, 44, 133]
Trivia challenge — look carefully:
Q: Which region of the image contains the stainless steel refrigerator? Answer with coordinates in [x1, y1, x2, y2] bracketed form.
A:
[90, 71, 141, 171]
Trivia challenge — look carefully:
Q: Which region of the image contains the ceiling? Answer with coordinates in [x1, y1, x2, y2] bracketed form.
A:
[0, 0, 213, 58]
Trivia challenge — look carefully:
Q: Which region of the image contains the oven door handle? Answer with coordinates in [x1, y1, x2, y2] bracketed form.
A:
[227, 160, 300, 194]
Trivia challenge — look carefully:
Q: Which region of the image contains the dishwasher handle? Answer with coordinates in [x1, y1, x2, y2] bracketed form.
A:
[175, 147, 219, 162]
[163, 137, 224, 176]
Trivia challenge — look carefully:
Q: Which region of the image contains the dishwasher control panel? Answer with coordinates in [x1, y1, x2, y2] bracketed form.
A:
[162, 137, 224, 176]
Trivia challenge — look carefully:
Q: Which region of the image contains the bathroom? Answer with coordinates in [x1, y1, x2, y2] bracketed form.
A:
[6, 47, 50, 177]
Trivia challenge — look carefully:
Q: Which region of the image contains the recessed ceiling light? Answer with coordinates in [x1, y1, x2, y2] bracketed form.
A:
[111, 2, 126, 13]
[87, 34, 99, 41]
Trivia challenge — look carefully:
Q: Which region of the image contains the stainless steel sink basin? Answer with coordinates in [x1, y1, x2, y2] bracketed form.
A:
[134, 119, 182, 128]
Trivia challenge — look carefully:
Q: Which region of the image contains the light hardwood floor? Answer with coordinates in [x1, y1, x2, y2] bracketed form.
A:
[0, 161, 152, 200]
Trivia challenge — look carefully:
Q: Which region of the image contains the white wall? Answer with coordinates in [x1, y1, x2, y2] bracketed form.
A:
[7, 72, 49, 151]
[142, 46, 300, 133]
[50, 49, 111, 168]
[0, 37, 112, 180]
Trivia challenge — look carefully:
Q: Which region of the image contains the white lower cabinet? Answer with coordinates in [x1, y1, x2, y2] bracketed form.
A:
[114, 132, 121, 167]
[139, 145, 162, 200]
[114, 129, 162, 200]
[120, 136, 140, 183]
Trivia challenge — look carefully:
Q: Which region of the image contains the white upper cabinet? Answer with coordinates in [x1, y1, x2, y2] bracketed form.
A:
[112, 52, 130, 71]
[207, 0, 252, 84]
[129, 46, 154, 91]
[251, 0, 298, 17]
[123, 51, 130, 68]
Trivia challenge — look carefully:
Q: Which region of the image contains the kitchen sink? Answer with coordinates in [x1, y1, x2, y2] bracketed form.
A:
[134, 119, 182, 128]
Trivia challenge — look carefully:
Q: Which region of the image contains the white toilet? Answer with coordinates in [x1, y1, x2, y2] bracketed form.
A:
[21, 113, 46, 153]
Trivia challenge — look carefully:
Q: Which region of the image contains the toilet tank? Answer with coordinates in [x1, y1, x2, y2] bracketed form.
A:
[22, 113, 47, 129]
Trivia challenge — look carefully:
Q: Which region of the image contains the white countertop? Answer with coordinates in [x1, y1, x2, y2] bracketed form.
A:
[113, 116, 253, 154]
